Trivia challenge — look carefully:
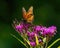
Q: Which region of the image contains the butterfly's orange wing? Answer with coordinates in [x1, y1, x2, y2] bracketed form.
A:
[22, 7, 27, 20]
[22, 6, 34, 23]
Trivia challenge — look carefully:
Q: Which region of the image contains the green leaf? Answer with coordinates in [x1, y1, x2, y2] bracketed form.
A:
[43, 37, 46, 43]
[48, 38, 60, 48]
[35, 34, 39, 45]
[10, 33, 28, 48]
[57, 46, 60, 48]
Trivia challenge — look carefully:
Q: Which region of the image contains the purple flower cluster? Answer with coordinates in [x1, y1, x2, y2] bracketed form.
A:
[30, 42, 36, 46]
[14, 22, 57, 47]
[40, 26, 56, 36]
[15, 22, 31, 33]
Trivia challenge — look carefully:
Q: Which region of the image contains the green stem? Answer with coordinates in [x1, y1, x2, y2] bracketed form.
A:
[41, 46, 43, 48]
[30, 46, 33, 48]
[48, 38, 60, 48]
[17, 31, 30, 46]
[10, 34, 28, 48]
[45, 42, 48, 48]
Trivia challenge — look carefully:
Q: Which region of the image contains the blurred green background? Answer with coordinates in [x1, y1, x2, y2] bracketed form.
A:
[0, 0, 60, 48]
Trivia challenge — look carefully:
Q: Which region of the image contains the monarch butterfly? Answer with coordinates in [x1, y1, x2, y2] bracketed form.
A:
[22, 6, 34, 23]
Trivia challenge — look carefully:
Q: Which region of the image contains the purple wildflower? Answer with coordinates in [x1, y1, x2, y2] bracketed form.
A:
[15, 24, 23, 33]
[40, 27, 47, 36]
[40, 26, 57, 36]
[27, 31, 35, 41]
[30, 42, 36, 46]
[39, 39, 42, 43]
[46, 26, 57, 36]
[21, 22, 32, 32]
[27, 32, 35, 37]
[33, 26, 42, 34]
